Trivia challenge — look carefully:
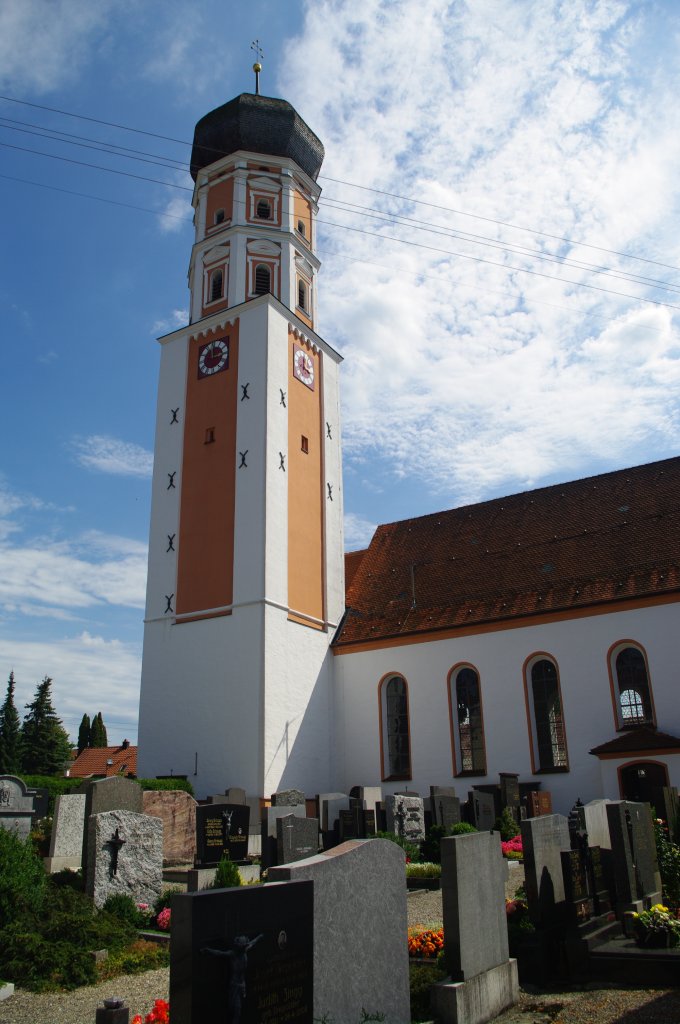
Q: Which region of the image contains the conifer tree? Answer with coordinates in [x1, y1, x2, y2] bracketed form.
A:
[77, 713, 91, 755]
[0, 672, 22, 774]
[90, 712, 108, 748]
[21, 676, 71, 775]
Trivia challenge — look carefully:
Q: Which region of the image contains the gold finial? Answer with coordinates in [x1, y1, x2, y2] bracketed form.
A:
[251, 39, 264, 95]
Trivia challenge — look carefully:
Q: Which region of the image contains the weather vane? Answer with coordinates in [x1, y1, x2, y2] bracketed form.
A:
[251, 39, 264, 95]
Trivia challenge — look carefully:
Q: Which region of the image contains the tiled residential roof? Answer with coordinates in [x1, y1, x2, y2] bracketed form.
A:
[335, 456, 680, 648]
[589, 727, 680, 757]
[68, 743, 137, 778]
[345, 549, 368, 590]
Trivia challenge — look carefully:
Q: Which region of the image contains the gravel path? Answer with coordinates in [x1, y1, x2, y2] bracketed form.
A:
[0, 968, 169, 1024]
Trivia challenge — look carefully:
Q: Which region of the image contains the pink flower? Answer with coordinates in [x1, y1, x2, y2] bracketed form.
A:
[156, 907, 171, 931]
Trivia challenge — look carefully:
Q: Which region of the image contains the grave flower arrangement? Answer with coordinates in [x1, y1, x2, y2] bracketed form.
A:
[131, 998, 170, 1024]
[632, 904, 680, 948]
[156, 907, 172, 931]
[501, 835, 523, 860]
[407, 927, 444, 959]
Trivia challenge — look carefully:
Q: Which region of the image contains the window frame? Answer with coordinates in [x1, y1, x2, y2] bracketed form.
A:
[378, 672, 412, 782]
[607, 640, 656, 730]
[523, 652, 570, 773]
[447, 662, 487, 777]
[253, 263, 272, 296]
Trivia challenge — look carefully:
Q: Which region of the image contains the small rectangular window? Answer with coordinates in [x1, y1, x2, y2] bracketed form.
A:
[205, 428, 215, 444]
[214, 209, 225, 224]
[301, 435, 309, 454]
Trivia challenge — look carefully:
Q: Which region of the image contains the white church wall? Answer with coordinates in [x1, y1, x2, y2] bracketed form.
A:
[334, 600, 680, 814]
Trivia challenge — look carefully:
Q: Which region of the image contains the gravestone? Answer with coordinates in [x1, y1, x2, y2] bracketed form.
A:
[660, 787, 679, 833]
[226, 787, 247, 804]
[80, 776, 144, 878]
[143, 790, 197, 865]
[271, 788, 305, 807]
[433, 794, 462, 829]
[171, 880, 314, 1024]
[431, 832, 518, 1024]
[589, 846, 612, 914]
[316, 792, 350, 833]
[338, 803, 376, 842]
[28, 786, 50, 823]
[469, 789, 496, 831]
[526, 791, 552, 818]
[86, 809, 163, 909]
[521, 813, 571, 926]
[560, 849, 594, 924]
[276, 815, 319, 864]
[577, 798, 612, 850]
[385, 794, 425, 842]
[261, 803, 307, 868]
[0, 775, 36, 839]
[46, 792, 86, 871]
[349, 785, 383, 818]
[499, 773, 520, 821]
[196, 803, 250, 866]
[270, 839, 410, 1024]
[606, 801, 662, 911]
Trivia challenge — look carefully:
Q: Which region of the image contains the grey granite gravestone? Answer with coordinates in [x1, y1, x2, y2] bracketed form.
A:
[171, 880, 313, 1024]
[143, 789, 197, 865]
[434, 794, 462, 829]
[606, 801, 662, 912]
[431, 832, 518, 1024]
[270, 839, 410, 1024]
[469, 789, 496, 831]
[349, 785, 383, 818]
[316, 792, 350, 833]
[661, 787, 679, 832]
[0, 775, 36, 839]
[276, 814, 319, 864]
[226, 787, 246, 804]
[578, 799, 613, 849]
[271, 788, 305, 807]
[46, 792, 86, 871]
[261, 804, 307, 868]
[86, 809, 163, 909]
[521, 813, 572, 927]
[80, 776, 144, 878]
[385, 794, 425, 841]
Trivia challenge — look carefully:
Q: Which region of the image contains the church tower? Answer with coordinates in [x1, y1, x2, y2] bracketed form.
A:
[137, 92, 344, 799]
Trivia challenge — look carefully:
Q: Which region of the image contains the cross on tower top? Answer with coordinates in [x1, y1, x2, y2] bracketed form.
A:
[251, 39, 264, 94]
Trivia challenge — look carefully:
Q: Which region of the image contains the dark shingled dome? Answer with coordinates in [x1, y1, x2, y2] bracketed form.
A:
[190, 93, 324, 181]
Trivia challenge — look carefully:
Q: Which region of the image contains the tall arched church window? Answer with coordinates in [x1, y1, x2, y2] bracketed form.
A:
[449, 665, 486, 774]
[379, 674, 411, 780]
[254, 264, 271, 295]
[525, 655, 568, 771]
[210, 268, 223, 302]
[611, 643, 654, 727]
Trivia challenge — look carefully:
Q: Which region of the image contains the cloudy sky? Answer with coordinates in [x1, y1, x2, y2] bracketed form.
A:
[1, 0, 679, 745]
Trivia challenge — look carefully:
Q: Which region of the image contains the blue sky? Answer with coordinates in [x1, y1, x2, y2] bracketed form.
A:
[1, 0, 679, 746]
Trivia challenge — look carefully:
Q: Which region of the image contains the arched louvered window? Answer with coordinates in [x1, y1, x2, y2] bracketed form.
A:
[210, 268, 223, 302]
[380, 674, 411, 780]
[298, 279, 307, 311]
[256, 199, 272, 219]
[254, 264, 271, 295]
[214, 209, 225, 225]
[525, 655, 568, 771]
[450, 665, 486, 774]
[612, 644, 654, 727]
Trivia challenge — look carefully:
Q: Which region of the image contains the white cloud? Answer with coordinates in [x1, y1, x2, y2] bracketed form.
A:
[73, 435, 153, 478]
[279, 0, 680, 509]
[157, 194, 192, 233]
[2, 632, 142, 745]
[152, 309, 189, 335]
[344, 512, 376, 551]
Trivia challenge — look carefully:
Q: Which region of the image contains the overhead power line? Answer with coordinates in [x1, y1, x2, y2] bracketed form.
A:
[1, 92, 678, 275]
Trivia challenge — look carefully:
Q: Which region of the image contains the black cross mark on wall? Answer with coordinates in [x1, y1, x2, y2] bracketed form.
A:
[326, 422, 332, 440]
[239, 451, 248, 468]
[170, 408, 179, 424]
[164, 594, 174, 614]
[280, 389, 286, 407]
[167, 534, 175, 552]
[241, 383, 250, 401]
[327, 483, 333, 501]
[167, 472, 176, 489]
[279, 453, 286, 471]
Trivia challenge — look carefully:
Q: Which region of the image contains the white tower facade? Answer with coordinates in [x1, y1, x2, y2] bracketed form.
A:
[137, 94, 344, 798]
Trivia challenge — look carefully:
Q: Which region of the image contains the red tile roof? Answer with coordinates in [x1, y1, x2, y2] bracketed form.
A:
[68, 743, 137, 778]
[590, 727, 680, 757]
[345, 549, 368, 590]
[335, 456, 680, 648]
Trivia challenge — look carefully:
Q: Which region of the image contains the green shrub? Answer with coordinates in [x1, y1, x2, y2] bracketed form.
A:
[20, 776, 83, 816]
[29, 816, 53, 858]
[136, 777, 194, 796]
[211, 853, 242, 888]
[0, 928, 97, 991]
[153, 885, 183, 916]
[98, 938, 169, 980]
[406, 862, 441, 878]
[0, 826, 47, 928]
[409, 962, 447, 1021]
[494, 807, 520, 841]
[655, 820, 680, 909]
[374, 831, 421, 862]
[50, 868, 84, 891]
[420, 824, 446, 863]
[102, 893, 144, 928]
[449, 821, 477, 836]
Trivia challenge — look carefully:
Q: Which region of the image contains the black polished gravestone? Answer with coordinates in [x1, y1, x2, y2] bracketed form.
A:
[276, 815, 319, 865]
[171, 880, 313, 1024]
[499, 773, 520, 817]
[606, 801, 662, 909]
[589, 846, 612, 915]
[468, 789, 496, 831]
[560, 849, 594, 925]
[338, 803, 376, 842]
[195, 803, 250, 867]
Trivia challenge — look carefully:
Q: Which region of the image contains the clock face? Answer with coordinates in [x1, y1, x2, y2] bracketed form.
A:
[293, 345, 315, 390]
[198, 337, 229, 378]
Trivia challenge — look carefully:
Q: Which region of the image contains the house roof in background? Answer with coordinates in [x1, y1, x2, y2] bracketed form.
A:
[68, 743, 137, 778]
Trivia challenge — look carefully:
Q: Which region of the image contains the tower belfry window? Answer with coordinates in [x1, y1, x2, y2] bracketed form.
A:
[298, 280, 307, 311]
[210, 269, 223, 302]
[214, 209, 225, 225]
[256, 199, 272, 220]
[254, 264, 271, 295]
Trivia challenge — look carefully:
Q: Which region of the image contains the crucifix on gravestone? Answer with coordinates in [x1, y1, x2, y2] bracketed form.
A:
[395, 799, 406, 839]
[107, 827, 126, 879]
[625, 808, 644, 899]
